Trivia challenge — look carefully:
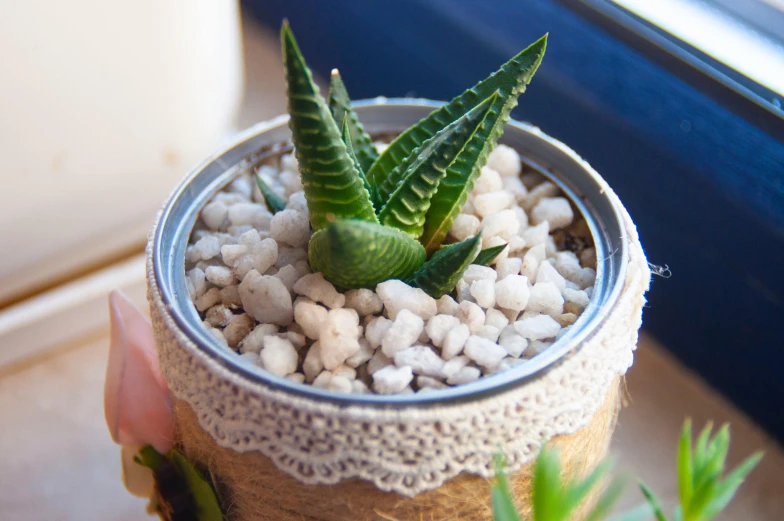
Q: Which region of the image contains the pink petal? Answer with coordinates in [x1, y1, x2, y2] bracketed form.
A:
[105, 290, 174, 453]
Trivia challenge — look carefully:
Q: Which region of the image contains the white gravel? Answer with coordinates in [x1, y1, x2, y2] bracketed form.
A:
[186, 145, 597, 394]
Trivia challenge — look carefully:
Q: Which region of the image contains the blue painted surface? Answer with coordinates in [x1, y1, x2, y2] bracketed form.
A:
[244, 0, 784, 439]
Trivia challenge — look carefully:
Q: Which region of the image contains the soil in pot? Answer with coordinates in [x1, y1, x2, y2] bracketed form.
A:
[184, 140, 597, 395]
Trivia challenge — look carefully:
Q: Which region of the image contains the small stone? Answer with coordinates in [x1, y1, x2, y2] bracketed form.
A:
[207, 326, 228, 346]
[205, 265, 235, 287]
[556, 313, 578, 327]
[449, 214, 481, 241]
[293, 260, 311, 278]
[351, 380, 370, 394]
[187, 268, 207, 300]
[319, 308, 360, 370]
[293, 273, 345, 309]
[474, 191, 515, 218]
[303, 342, 324, 382]
[580, 247, 597, 268]
[499, 326, 528, 357]
[381, 309, 425, 357]
[273, 264, 299, 293]
[563, 288, 590, 314]
[276, 246, 308, 268]
[527, 282, 564, 316]
[286, 191, 308, 212]
[464, 336, 507, 368]
[238, 270, 293, 325]
[365, 316, 393, 349]
[485, 308, 509, 330]
[219, 284, 242, 307]
[293, 299, 328, 340]
[470, 279, 496, 309]
[523, 181, 559, 211]
[441, 323, 470, 359]
[441, 355, 469, 378]
[376, 280, 437, 320]
[333, 365, 357, 380]
[426, 314, 461, 347]
[270, 209, 310, 247]
[536, 261, 566, 292]
[554, 251, 582, 281]
[394, 346, 445, 377]
[346, 339, 375, 368]
[238, 323, 277, 353]
[487, 144, 521, 178]
[436, 295, 459, 316]
[446, 366, 481, 385]
[232, 238, 278, 280]
[473, 166, 504, 193]
[344, 289, 383, 316]
[462, 265, 497, 285]
[522, 222, 550, 248]
[457, 301, 485, 333]
[494, 275, 530, 312]
[205, 304, 234, 327]
[311, 371, 332, 389]
[220, 244, 248, 267]
[223, 313, 255, 348]
[570, 267, 596, 289]
[475, 325, 500, 342]
[260, 336, 298, 376]
[502, 176, 528, 202]
[531, 197, 574, 230]
[416, 376, 448, 390]
[228, 202, 271, 229]
[521, 244, 545, 280]
[237, 351, 260, 366]
[286, 330, 307, 349]
[455, 280, 474, 303]
[481, 209, 520, 240]
[372, 365, 414, 394]
[285, 373, 306, 384]
[192, 235, 221, 261]
[514, 314, 561, 340]
[482, 236, 509, 265]
[496, 257, 523, 279]
[526, 340, 553, 357]
[367, 350, 393, 375]
[201, 201, 228, 230]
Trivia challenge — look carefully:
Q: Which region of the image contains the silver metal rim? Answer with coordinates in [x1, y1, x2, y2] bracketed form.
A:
[152, 98, 629, 407]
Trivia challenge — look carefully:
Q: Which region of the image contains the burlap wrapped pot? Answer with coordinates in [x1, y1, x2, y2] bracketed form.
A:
[147, 100, 651, 521]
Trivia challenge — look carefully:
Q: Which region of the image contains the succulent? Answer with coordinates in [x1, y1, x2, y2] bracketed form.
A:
[277, 21, 546, 296]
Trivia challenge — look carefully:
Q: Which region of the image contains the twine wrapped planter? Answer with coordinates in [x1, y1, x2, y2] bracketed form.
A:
[147, 100, 650, 520]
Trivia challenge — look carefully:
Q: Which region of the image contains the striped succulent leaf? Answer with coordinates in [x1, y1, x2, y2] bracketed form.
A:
[367, 34, 547, 191]
[329, 69, 379, 173]
[406, 234, 482, 298]
[378, 95, 497, 238]
[474, 244, 507, 266]
[308, 219, 426, 289]
[281, 22, 377, 230]
[340, 115, 375, 201]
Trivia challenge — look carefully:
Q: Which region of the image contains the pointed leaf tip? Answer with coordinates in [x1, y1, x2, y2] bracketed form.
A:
[407, 233, 482, 298]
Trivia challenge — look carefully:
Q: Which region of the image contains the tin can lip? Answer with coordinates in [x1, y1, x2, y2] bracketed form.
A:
[152, 98, 629, 408]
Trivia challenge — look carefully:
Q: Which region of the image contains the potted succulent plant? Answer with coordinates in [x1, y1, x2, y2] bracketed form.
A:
[105, 20, 656, 520]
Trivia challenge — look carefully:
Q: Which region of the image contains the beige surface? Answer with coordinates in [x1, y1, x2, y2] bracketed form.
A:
[0, 333, 781, 521]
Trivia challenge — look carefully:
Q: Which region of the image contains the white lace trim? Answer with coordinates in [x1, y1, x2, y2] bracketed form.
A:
[148, 189, 649, 497]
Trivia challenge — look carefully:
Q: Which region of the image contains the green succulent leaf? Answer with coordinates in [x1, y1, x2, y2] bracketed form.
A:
[584, 477, 628, 521]
[308, 219, 426, 289]
[563, 459, 614, 516]
[340, 115, 375, 203]
[377, 95, 497, 238]
[639, 482, 668, 521]
[492, 453, 523, 521]
[677, 419, 694, 508]
[169, 450, 223, 521]
[281, 22, 376, 230]
[474, 244, 508, 266]
[254, 172, 287, 214]
[329, 69, 379, 173]
[133, 445, 167, 471]
[703, 451, 763, 520]
[367, 34, 547, 200]
[532, 448, 566, 521]
[406, 234, 481, 298]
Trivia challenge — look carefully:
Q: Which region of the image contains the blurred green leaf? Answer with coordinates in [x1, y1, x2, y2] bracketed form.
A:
[639, 482, 668, 521]
[492, 453, 524, 521]
[329, 69, 379, 172]
[474, 244, 507, 266]
[254, 172, 287, 214]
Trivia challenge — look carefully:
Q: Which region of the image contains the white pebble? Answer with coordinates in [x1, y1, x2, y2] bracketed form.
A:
[473, 166, 504, 194]
[523, 181, 559, 211]
[223, 313, 255, 348]
[319, 308, 360, 370]
[521, 244, 545, 280]
[531, 197, 574, 230]
[365, 316, 393, 349]
[571, 267, 596, 289]
[487, 144, 521, 178]
[441, 323, 470, 359]
[205, 265, 235, 287]
[286, 191, 308, 213]
[455, 280, 474, 303]
[187, 268, 207, 299]
[276, 246, 308, 268]
[485, 308, 510, 330]
[346, 339, 375, 368]
[270, 209, 310, 247]
[441, 355, 469, 378]
[394, 346, 445, 377]
[496, 257, 523, 280]
[367, 350, 393, 375]
[232, 238, 278, 280]
[526, 340, 553, 357]
[514, 314, 561, 340]
[425, 314, 461, 347]
[436, 295, 459, 315]
[238, 323, 277, 353]
[192, 235, 221, 261]
[502, 176, 528, 202]
[205, 304, 233, 327]
[238, 351, 260, 366]
[238, 270, 293, 326]
[259, 336, 298, 376]
[462, 265, 498, 285]
[274, 264, 299, 292]
[372, 365, 414, 394]
[482, 236, 509, 265]
[311, 371, 332, 389]
[293, 299, 328, 339]
[446, 366, 481, 385]
[494, 275, 530, 312]
[522, 222, 550, 248]
[376, 279, 437, 320]
[344, 288, 383, 316]
[449, 214, 481, 241]
[470, 279, 496, 308]
[220, 244, 248, 267]
[536, 261, 566, 292]
[481, 209, 520, 240]
[293, 273, 345, 309]
[563, 288, 590, 314]
[474, 191, 514, 218]
[527, 282, 564, 316]
[475, 325, 501, 342]
[201, 201, 228, 230]
[333, 365, 357, 380]
[285, 372, 306, 384]
[417, 376, 448, 390]
[228, 175, 253, 199]
[457, 301, 485, 333]
[556, 313, 578, 327]
[228, 202, 271, 229]
[381, 309, 425, 357]
[351, 380, 370, 394]
[499, 326, 528, 357]
[302, 342, 324, 382]
[464, 336, 507, 368]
